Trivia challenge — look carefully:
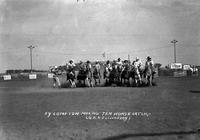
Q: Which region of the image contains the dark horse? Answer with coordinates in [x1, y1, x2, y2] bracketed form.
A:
[77, 62, 93, 87]
[66, 66, 76, 88]
[120, 63, 131, 86]
[109, 64, 120, 86]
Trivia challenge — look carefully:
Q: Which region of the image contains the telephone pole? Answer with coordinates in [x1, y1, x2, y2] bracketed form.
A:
[171, 40, 178, 63]
[27, 45, 36, 72]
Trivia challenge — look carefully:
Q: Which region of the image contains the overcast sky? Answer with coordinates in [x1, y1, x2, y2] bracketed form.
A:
[0, 0, 200, 72]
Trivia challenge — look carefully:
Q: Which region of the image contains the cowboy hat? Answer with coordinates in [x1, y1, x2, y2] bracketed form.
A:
[147, 56, 151, 60]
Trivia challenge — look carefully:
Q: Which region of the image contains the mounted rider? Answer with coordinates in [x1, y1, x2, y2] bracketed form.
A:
[120, 60, 131, 85]
[112, 60, 118, 70]
[121, 60, 129, 72]
[116, 58, 123, 72]
[109, 60, 120, 84]
[145, 56, 155, 74]
[93, 60, 101, 85]
[94, 60, 101, 71]
[105, 60, 112, 71]
[123, 59, 129, 66]
[50, 66, 61, 88]
[78, 60, 85, 70]
[86, 60, 92, 70]
[104, 60, 112, 80]
[66, 59, 76, 87]
[145, 56, 154, 70]
[86, 60, 93, 87]
[135, 57, 143, 74]
[66, 59, 76, 75]
[77, 60, 87, 85]
[132, 57, 143, 84]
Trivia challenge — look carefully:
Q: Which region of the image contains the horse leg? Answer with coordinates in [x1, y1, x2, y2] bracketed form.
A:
[56, 77, 61, 88]
[83, 80, 86, 87]
[128, 78, 131, 87]
[107, 78, 109, 86]
[135, 78, 138, 87]
[105, 78, 107, 86]
[78, 80, 82, 86]
[131, 77, 134, 87]
[149, 75, 152, 86]
[69, 79, 72, 87]
[152, 74, 155, 86]
[88, 78, 93, 87]
[123, 78, 126, 86]
[71, 79, 76, 88]
[145, 75, 148, 86]
[94, 79, 97, 85]
[106, 78, 110, 86]
[98, 75, 101, 84]
[86, 78, 90, 87]
[73, 81, 76, 88]
[53, 78, 56, 88]
[90, 79, 93, 87]
[119, 77, 121, 85]
[127, 78, 130, 86]
[129, 77, 132, 87]
[124, 78, 127, 86]
[147, 76, 149, 86]
[146, 75, 151, 86]
[109, 77, 112, 85]
[120, 76, 122, 85]
[135, 75, 139, 87]
[138, 75, 142, 85]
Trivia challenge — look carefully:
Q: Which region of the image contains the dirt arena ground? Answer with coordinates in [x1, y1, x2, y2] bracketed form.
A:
[0, 76, 200, 140]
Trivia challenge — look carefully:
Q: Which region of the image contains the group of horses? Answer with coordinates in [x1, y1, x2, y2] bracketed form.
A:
[103, 61, 156, 87]
[50, 60, 156, 88]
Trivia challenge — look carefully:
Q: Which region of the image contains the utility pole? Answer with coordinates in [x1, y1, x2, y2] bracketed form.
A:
[171, 40, 178, 63]
[27, 45, 36, 73]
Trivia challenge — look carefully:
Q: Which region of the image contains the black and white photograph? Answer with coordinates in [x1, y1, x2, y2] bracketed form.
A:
[0, 0, 200, 139]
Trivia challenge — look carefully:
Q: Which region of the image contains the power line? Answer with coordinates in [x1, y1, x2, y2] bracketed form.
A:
[1, 45, 199, 57]
[0, 33, 183, 37]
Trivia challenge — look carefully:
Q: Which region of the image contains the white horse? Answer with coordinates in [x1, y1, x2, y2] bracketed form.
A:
[50, 66, 61, 88]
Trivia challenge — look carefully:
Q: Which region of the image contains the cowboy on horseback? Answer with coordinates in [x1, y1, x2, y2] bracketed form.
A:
[109, 60, 120, 85]
[105, 60, 112, 71]
[120, 60, 131, 86]
[103, 60, 112, 86]
[50, 66, 61, 88]
[66, 59, 76, 88]
[77, 60, 87, 86]
[86, 60, 94, 87]
[116, 58, 123, 84]
[116, 58, 123, 72]
[134, 57, 142, 82]
[78, 60, 85, 70]
[135, 57, 142, 70]
[128, 57, 144, 87]
[93, 60, 101, 85]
